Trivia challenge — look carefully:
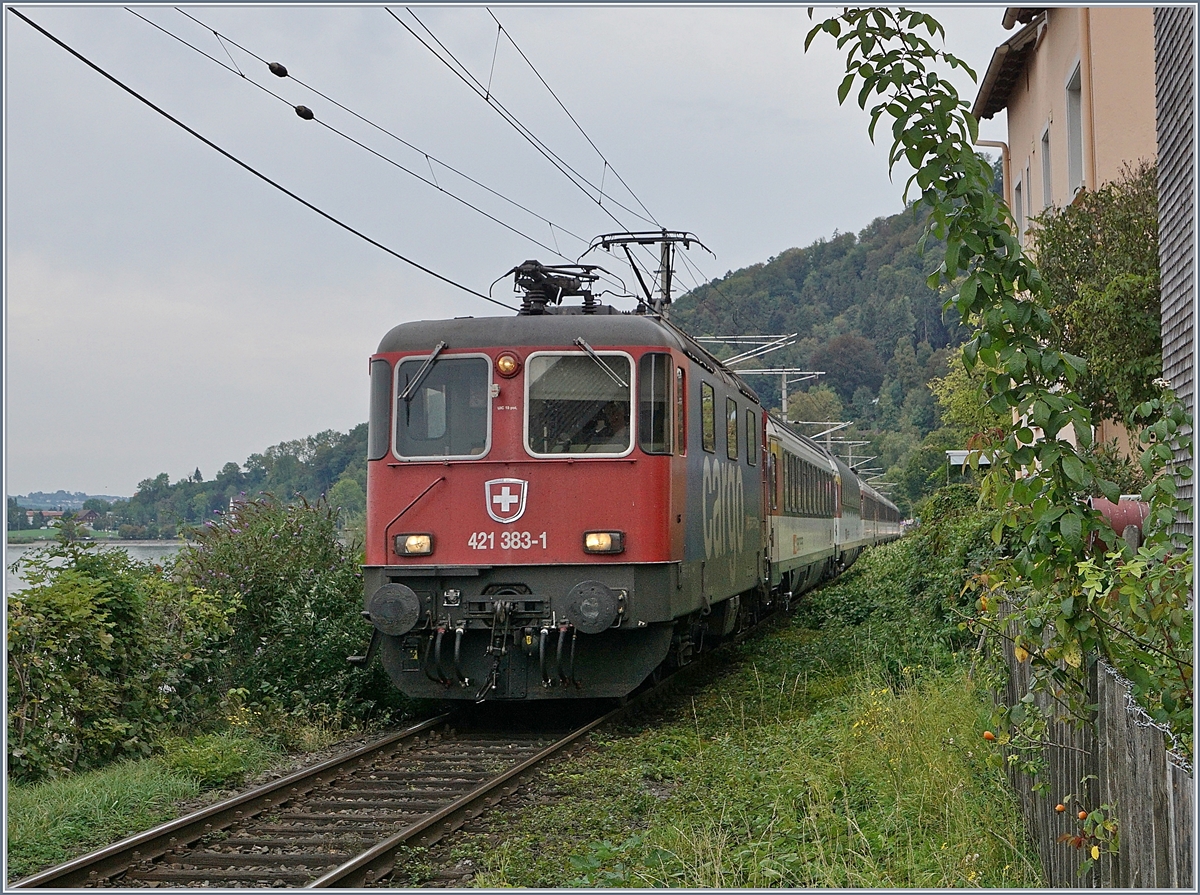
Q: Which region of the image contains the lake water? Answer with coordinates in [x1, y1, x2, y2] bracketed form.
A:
[5, 541, 188, 597]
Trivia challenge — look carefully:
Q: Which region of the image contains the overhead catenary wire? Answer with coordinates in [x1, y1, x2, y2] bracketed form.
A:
[389, 7, 706, 309]
[169, 9, 596, 255]
[485, 7, 661, 229]
[8, 6, 518, 312]
[129, 8, 619, 289]
[390, 6, 658, 233]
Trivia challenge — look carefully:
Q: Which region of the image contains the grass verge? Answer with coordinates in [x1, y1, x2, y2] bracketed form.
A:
[451, 627, 1041, 888]
[6, 731, 282, 883]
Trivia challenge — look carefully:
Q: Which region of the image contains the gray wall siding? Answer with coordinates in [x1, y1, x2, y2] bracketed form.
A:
[1154, 6, 1196, 527]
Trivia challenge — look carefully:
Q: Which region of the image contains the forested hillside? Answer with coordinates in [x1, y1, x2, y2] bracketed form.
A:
[81, 426, 367, 540]
[672, 204, 967, 512]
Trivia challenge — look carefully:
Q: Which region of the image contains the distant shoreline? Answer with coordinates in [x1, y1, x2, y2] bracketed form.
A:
[6, 538, 192, 548]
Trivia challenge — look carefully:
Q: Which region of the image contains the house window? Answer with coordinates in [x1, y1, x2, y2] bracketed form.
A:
[1066, 64, 1084, 194]
[1041, 127, 1053, 208]
[1013, 177, 1024, 239]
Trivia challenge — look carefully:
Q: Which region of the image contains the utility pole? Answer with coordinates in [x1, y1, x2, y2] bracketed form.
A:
[658, 239, 672, 312]
[693, 335, 824, 414]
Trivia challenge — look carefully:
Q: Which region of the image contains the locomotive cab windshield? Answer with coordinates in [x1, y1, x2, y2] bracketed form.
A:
[526, 352, 633, 456]
[394, 354, 491, 459]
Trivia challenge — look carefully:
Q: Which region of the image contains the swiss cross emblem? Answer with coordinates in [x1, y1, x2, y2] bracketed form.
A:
[485, 478, 528, 524]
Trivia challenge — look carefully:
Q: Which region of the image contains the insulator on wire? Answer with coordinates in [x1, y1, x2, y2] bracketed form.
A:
[268, 62, 288, 78]
[295, 105, 314, 120]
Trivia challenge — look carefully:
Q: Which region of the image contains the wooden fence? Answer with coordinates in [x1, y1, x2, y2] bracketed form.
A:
[1003, 649, 1193, 887]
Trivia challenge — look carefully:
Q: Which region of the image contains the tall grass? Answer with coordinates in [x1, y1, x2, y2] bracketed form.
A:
[640, 666, 1040, 887]
[6, 731, 282, 883]
[467, 487, 1042, 888]
[6, 761, 198, 883]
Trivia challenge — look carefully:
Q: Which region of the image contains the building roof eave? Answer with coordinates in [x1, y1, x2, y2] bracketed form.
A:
[971, 13, 1045, 121]
[1003, 7, 1047, 31]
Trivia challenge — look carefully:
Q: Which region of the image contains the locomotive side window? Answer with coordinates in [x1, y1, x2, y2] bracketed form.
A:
[700, 382, 715, 452]
[638, 353, 672, 454]
[746, 409, 757, 465]
[726, 398, 739, 460]
[394, 356, 490, 459]
[369, 359, 392, 461]
[526, 352, 632, 455]
[675, 367, 687, 456]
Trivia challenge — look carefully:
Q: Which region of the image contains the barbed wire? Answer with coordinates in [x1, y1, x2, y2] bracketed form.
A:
[1098, 659, 1192, 776]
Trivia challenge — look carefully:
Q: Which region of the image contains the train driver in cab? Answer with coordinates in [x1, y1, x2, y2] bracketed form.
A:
[588, 401, 629, 450]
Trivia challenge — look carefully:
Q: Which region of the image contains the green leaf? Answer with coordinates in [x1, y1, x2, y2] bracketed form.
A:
[1061, 453, 1087, 485]
[1059, 512, 1082, 548]
[837, 71, 856, 105]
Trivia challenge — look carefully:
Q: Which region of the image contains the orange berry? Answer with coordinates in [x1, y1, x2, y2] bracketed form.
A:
[982, 730, 996, 741]
[1078, 810, 1088, 820]
[1055, 804, 1066, 813]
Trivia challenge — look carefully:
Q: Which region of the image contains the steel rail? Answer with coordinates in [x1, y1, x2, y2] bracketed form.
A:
[10, 713, 452, 889]
[309, 703, 622, 887]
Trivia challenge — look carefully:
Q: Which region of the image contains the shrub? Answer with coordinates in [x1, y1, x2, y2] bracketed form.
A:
[177, 494, 406, 722]
[795, 484, 1000, 677]
[6, 538, 234, 782]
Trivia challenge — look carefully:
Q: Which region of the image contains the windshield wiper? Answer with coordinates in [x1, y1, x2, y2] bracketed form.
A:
[398, 341, 447, 402]
[574, 337, 629, 389]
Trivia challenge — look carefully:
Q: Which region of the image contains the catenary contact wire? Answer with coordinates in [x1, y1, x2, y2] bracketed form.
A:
[9, 6, 518, 312]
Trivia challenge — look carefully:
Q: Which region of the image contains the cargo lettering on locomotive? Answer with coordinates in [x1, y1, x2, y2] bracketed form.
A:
[702, 455, 745, 559]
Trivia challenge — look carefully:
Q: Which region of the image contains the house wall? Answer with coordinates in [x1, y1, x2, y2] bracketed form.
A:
[1001, 8, 1156, 247]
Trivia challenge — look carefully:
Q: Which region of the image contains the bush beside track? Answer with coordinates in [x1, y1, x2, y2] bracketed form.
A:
[6, 494, 410, 784]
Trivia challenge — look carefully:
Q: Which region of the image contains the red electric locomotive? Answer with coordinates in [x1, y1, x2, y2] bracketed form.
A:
[357, 251, 900, 701]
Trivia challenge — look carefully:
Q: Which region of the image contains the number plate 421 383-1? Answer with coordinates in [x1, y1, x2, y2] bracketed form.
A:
[468, 531, 548, 550]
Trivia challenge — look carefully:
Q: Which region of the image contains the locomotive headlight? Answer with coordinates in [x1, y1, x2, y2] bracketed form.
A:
[495, 352, 521, 378]
[583, 531, 625, 554]
[396, 533, 433, 555]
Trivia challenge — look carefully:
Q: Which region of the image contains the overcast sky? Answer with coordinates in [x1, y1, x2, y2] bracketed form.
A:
[4, 3, 1012, 498]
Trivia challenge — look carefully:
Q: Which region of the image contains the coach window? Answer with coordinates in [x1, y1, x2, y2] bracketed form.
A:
[700, 382, 715, 452]
[639, 353, 672, 454]
[526, 352, 633, 455]
[675, 367, 687, 455]
[394, 355, 490, 459]
[746, 409, 757, 465]
[767, 446, 778, 511]
[726, 398, 739, 460]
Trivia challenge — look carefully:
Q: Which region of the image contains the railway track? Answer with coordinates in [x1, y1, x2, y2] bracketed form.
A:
[12, 706, 619, 889]
[13, 605, 786, 890]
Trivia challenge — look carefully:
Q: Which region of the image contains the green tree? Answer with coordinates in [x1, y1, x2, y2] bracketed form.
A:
[8, 496, 29, 531]
[327, 476, 366, 532]
[929, 362, 1007, 445]
[810, 334, 886, 402]
[1030, 161, 1162, 423]
[787, 385, 844, 425]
